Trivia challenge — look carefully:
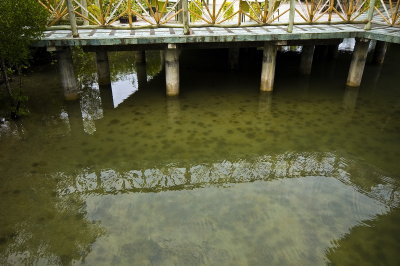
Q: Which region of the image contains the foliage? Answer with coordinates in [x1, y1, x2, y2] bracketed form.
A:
[222, 2, 234, 20]
[0, 0, 48, 119]
[189, 0, 203, 22]
[0, 0, 48, 69]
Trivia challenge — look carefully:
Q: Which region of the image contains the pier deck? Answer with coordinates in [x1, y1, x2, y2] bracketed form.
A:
[36, 24, 400, 47]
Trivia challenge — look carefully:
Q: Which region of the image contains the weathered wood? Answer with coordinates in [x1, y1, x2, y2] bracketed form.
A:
[81, 0, 89, 26]
[364, 0, 377, 30]
[66, 0, 79, 38]
[35, 23, 400, 49]
[288, 0, 295, 33]
[182, 0, 190, 35]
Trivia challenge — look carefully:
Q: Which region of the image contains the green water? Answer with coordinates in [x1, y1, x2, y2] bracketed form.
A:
[1, 43, 400, 265]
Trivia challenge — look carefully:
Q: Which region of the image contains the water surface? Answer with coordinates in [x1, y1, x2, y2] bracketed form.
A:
[0, 43, 400, 265]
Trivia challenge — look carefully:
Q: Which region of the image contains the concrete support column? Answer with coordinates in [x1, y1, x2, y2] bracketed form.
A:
[372, 41, 388, 65]
[346, 39, 370, 87]
[300, 45, 315, 75]
[260, 43, 277, 92]
[58, 47, 79, 101]
[165, 44, 180, 96]
[96, 49, 111, 86]
[228, 47, 240, 70]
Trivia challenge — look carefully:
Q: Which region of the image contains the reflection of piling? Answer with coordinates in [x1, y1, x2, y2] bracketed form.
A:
[166, 97, 181, 123]
[343, 86, 359, 113]
[96, 48, 111, 86]
[135, 51, 147, 88]
[346, 39, 370, 87]
[258, 91, 273, 114]
[65, 100, 83, 136]
[134, 50, 146, 64]
[99, 83, 114, 111]
[300, 45, 315, 75]
[260, 43, 277, 92]
[58, 47, 79, 101]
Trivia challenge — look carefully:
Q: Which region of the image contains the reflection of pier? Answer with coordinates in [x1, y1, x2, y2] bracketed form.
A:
[57, 151, 399, 207]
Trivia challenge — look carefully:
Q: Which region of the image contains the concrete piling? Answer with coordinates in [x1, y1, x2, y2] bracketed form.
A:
[260, 43, 277, 92]
[228, 48, 240, 70]
[96, 49, 111, 86]
[300, 45, 315, 75]
[372, 41, 388, 65]
[58, 47, 79, 101]
[165, 44, 180, 96]
[346, 39, 370, 87]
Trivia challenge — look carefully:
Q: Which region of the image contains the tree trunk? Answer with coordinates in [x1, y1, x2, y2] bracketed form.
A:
[0, 58, 12, 97]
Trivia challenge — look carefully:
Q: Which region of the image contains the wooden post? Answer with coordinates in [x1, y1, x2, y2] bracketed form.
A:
[364, 0, 377, 30]
[372, 41, 388, 64]
[165, 44, 180, 96]
[66, 0, 79, 38]
[287, 0, 295, 33]
[182, 0, 190, 35]
[260, 43, 277, 92]
[58, 47, 79, 100]
[81, 0, 89, 26]
[300, 45, 315, 75]
[238, 0, 242, 26]
[96, 48, 111, 86]
[328, 0, 334, 22]
[346, 39, 370, 87]
[128, 0, 133, 26]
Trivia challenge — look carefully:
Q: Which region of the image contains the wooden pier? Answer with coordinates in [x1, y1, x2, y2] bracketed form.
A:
[35, 0, 400, 99]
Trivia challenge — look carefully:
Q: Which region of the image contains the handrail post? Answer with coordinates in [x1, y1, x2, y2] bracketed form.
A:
[287, 0, 295, 33]
[81, 0, 89, 26]
[364, 0, 377, 30]
[182, 0, 190, 35]
[66, 0, 79, 38]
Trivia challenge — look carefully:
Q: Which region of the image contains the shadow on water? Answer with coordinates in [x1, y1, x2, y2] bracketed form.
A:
[0, 41, 400, 265]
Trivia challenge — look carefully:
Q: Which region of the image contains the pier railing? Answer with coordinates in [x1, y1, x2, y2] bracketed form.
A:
[38, 0, 399, 31]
